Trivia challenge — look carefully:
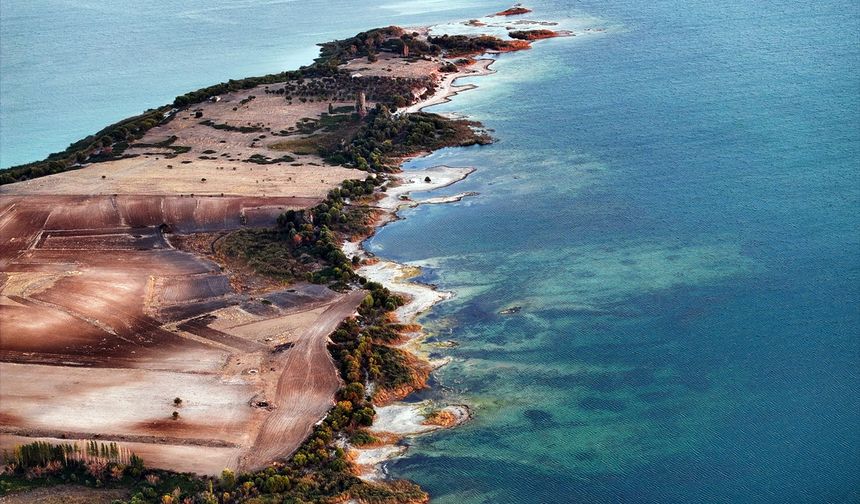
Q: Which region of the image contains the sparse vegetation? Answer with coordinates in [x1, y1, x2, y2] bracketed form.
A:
[270, 70, 433, 109]
[268, 136, 325, 155]
[0, 108, 168, 185]
[128, 136, 191, 157]
[509, 29, 559, 40]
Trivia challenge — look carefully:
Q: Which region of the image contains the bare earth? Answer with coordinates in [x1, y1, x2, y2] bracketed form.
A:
[0, 485, 128, 504]
[239, 290, 366, 470]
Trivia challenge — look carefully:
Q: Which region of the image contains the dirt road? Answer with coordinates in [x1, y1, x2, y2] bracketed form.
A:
[239, 290, 365, 470]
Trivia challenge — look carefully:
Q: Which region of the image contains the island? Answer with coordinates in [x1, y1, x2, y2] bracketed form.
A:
[0, 9, 565, 504]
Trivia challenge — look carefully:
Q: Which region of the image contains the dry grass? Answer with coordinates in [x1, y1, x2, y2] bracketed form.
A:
[1, 86, 363, 198]
[269, 136, 327, 155]
[1, 154, 358, 198]
[340, 51, 442, 79]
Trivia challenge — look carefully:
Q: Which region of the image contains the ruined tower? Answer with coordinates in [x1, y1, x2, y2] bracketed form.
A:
[356, 90, 367, 117]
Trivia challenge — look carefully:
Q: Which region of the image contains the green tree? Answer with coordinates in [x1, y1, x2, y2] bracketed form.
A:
[219, 468, 236, 490]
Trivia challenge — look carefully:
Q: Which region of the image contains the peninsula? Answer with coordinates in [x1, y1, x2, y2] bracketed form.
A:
[0, 9, 565, 503]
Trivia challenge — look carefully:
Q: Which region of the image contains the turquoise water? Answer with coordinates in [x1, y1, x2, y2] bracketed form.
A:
[365, 1, 860, 502]
[3, 1, 858, 503]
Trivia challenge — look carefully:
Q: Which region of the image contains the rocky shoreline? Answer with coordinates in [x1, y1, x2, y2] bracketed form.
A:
[341, 66, 493, 477]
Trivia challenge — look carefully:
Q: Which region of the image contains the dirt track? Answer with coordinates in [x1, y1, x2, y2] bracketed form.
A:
[240, 290, 364, 470]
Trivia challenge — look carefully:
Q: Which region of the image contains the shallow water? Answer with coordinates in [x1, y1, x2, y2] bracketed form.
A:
[3, 1, 858, 502]
[366, 1, 860, 502]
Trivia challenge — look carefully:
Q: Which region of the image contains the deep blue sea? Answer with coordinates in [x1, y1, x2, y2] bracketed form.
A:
[2, 1, 858, 503]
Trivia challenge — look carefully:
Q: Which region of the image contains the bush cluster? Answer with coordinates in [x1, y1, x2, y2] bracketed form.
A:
[325, 106, 491, 171]
[427, 33, 518, 56]
[221, 177, 380, 288]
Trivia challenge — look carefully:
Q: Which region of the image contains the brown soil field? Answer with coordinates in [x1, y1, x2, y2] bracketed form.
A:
[0, 155, 360, 474]
[0, 194, 322, 238]
[0, 267, 363, 474]
[0, 484, 128, 504]
[0, 167, 366, 473]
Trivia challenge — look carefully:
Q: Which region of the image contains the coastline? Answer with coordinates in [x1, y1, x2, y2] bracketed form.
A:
[342, 58, 496, 479]
[0, 10, 575, 502]
[403, 58, 496, 114]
